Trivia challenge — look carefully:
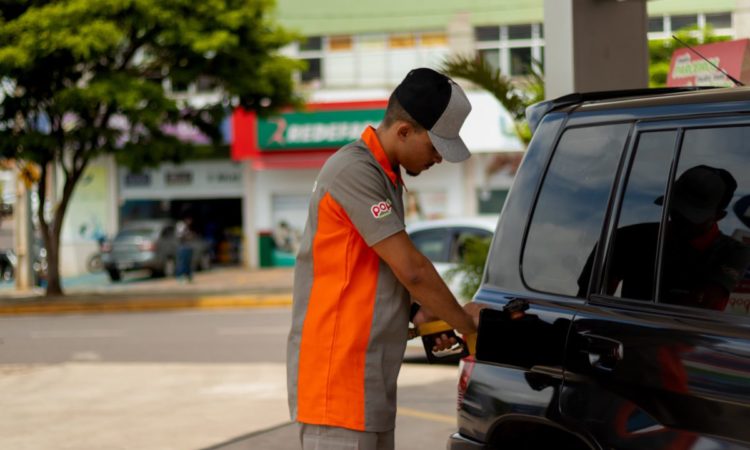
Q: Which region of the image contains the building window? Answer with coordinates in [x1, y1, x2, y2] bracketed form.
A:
[421, 31, 448, 47]
[389, 33, 416, 49]
[475, 26, 500, 42]
[706, 12, 732, 30]
[474, 23, 544, 77]
[300, 36, 322, 51]
[301, 58, 321, 83]
[648, 17, 664, 33]
[670, 14, 699, 32]
[510, 47, 532, 76]
[508, 24, 532, 40]
[328, 35, 353, 51]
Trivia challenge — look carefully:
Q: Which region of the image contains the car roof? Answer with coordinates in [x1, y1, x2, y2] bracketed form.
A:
[406, 216, 498, 234]
[527, 86, 750, 132]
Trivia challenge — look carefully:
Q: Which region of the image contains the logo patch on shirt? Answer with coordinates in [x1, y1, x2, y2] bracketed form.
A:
[371, 200, 393, 219]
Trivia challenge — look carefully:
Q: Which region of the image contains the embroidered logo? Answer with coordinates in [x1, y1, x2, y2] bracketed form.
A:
[371, 200, 393, 219]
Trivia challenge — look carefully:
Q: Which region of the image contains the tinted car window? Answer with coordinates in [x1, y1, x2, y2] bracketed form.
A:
[658, 126, 750, 315]
[603, 131, 677, 301]
[410, 228, 449, 263]
[523, 123, 630, 297]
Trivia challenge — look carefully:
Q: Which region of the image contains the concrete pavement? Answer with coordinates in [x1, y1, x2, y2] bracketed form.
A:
[0, 266, 294, 315]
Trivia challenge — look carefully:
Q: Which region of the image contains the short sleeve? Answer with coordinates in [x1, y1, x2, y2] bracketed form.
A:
[327, 160, 404, 246]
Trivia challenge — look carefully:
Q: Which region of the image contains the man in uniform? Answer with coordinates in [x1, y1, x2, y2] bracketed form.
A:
[287, 68, 481, 449]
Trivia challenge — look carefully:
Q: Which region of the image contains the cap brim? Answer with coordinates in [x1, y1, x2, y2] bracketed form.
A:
[428, 130, 471, 163]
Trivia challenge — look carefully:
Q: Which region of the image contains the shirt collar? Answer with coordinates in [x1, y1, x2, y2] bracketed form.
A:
[361, 126, 402, 188]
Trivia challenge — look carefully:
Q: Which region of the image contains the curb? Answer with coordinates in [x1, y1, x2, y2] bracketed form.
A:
[0, 294, 293, 316]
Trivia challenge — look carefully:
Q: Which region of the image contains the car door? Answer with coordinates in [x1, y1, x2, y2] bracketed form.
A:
[466, 122, 632, 440]
[560, 119, 750, 448]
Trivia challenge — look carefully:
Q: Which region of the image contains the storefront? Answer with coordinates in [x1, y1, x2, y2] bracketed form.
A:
[232, 90, 523, 268]
[118, 160, 245, 266]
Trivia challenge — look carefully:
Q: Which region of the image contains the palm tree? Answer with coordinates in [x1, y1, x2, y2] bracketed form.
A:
[440, 54, 544, 146]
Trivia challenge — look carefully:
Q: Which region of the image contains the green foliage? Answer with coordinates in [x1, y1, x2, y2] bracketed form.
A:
[440, 54, 544, 145]
[0, 0, 303, 294]
[444, 236, 492, 301]
[648, 27, 730, 87]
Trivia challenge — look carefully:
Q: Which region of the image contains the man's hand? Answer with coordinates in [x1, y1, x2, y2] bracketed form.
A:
[411, 302, 484, 351]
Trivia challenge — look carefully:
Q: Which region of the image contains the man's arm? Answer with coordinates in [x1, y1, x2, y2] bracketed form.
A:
[372, 230, 477, 335]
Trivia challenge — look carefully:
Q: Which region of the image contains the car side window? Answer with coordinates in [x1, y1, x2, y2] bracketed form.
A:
[410, 228, 449, 263]
[523, 123, 630, 297]
[658, 126, 750, 315]
[602, 131, 677, 301]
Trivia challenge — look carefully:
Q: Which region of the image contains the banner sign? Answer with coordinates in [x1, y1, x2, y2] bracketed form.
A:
[668, 39, 750, 87]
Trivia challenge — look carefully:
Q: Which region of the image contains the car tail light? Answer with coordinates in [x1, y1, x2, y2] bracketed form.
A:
[138, 241, 156, 251]
[457, 355, 475, 410]
[101, 242, 112, 253]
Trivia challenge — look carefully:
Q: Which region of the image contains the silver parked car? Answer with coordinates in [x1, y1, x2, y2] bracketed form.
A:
[101, 219, 211, 282]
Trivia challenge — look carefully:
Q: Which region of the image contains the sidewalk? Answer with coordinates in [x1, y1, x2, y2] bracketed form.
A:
[0, 266, 294, 315]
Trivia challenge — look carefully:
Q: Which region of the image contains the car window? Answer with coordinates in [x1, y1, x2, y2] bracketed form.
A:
[116, 228, 155, 239]
[602, 131, 677, 301]
[523, 123, 630, 297]
[657, 126, 750, 315]
[449, 228, 493, 264]
[410, 228, 449, 263]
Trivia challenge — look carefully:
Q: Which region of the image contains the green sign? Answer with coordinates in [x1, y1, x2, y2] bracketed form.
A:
[256, 108, 384, 151]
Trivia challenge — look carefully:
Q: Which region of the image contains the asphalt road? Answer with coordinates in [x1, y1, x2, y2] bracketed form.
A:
[0, 308, 462, 449]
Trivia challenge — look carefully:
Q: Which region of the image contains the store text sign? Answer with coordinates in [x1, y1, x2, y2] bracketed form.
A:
[231, 101, 388, 160]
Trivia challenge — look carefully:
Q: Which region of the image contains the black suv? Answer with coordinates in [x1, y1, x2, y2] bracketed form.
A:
[450, 87, 750, 449]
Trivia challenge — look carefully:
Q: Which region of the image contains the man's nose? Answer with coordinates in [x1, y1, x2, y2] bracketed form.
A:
[433, 150, 443, 164]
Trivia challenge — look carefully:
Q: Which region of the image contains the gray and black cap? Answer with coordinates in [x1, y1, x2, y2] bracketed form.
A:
[393, 68, 472, 163]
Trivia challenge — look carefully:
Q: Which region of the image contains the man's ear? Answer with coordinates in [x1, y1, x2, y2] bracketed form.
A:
[717, 210, 728, 221]
[395, 122, 412, 141]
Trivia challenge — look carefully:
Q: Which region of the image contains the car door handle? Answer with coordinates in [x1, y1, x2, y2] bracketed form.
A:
[580, 333, 623, 372]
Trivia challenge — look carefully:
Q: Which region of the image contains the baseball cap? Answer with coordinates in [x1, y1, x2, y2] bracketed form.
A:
[393, 68, 472, 163]
[655, 165, 737, 224]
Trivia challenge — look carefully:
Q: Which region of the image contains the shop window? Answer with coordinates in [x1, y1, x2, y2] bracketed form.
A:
[421, 31, 448, 47]
[508, 24, 532, 40]
[328, 35, 353, 52]
[510, 47, 532, 76]
[475, 26, 500, 42]
[389, 33, 416, 49]
[671, 14, 698, 32]
[648, 17, 664, 33]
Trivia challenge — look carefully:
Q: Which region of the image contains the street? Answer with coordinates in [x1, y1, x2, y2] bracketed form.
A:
[0, 308, 462, 449]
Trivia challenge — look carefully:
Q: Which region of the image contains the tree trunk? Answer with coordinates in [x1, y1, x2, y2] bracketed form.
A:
[44, 231, 62, 296]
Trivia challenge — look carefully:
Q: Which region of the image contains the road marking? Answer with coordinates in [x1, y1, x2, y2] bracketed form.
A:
[397, 407, 455, 425]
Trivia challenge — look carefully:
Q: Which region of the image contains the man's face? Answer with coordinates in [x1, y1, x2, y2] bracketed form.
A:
[400, 129, 443, 177]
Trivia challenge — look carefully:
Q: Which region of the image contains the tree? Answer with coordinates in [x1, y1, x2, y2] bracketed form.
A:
[649, 27, 729, 87]
[0, 0, 303, 296]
